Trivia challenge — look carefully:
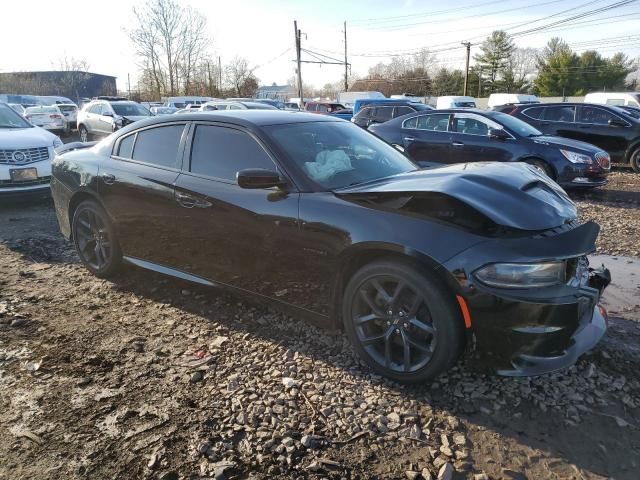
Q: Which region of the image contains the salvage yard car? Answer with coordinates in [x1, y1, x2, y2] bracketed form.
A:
[0, 102, 62, 196]
[77, 100, 151, 142]
[503, 103, 640, 172]
[50, 110, 610, 383]
[24, 105, 67, 135]
[369, 109, 611, 188]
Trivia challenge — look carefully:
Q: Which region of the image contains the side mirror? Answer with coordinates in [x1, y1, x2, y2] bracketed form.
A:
[489, 128, 509, 140]
[608, 118, 626, 128]
[102, 111, 114, 117]
[237, 168, 283, 189]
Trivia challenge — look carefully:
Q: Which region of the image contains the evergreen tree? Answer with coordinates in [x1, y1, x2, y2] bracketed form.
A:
[473, 30, 515, 92]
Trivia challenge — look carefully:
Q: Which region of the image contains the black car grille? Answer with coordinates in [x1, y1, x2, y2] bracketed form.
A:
[0, 147, 50, 165]
[0, 176, 51, 188]
[595, 151, 611, 170]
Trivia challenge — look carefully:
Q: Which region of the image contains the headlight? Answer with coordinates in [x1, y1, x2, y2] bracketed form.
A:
[560, 149, 592, 164]
[474, 262, 566, 288]
[53, 137, 63, 148]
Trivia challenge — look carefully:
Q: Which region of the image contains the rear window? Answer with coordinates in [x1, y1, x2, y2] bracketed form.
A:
[26, 106, 58, 114]
[58, 105, 77, 112]
[132, 125, 184, 168]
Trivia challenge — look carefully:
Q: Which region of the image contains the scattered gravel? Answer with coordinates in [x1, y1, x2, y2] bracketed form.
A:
[1, 179, 639, 479]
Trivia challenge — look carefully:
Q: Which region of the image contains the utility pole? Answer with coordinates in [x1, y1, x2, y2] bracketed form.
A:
[218, 56, 223, 95]
[477, 68, 482, 98]
[344, 21, 348, 92]
[127, 73, 131, 99]
[294, 20, 303, 102]
[461, 42, 471, 96]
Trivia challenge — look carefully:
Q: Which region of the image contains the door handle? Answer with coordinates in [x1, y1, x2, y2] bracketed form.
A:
[452, 142, 464, 147]
[175, 191, 211, 209]
[403, 136, 415, 142]
[176, 192, 196, 208]
[102, 173, 115, 185]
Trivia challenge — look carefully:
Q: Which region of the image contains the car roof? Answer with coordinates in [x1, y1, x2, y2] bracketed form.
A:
[137, 110, 342, 128]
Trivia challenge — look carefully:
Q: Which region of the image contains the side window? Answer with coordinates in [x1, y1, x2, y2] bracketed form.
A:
[394, 106, 413, 117]
[317, 104, 329, 113]
[190, 125, 277, 182]
[357, 107, 373, 119]
[229, 104, 242, 110]
[579, 106, 619, 125]
[453, 115, 490, 136]
[522, 107, 544, 119]
[375, 107, 393, 122]
[132, 125, 184, 168]
[117, 133, 135, 158]
[605, 98, 624, 106]
[416, 113, 450, 131]
[402, 116, 418, 129]
[544, 106, 576, 122]
[89, 104, 101, 114]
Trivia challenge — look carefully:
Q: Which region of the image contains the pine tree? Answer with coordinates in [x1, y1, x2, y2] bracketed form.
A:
[473, 31, 515, 93]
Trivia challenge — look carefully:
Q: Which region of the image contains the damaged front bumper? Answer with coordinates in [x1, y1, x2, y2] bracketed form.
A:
[444, 221, 612, 376]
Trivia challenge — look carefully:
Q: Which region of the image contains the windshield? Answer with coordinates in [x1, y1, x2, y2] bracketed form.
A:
[455, 102, 476, 108]
[266, 121, 417, 190]
[112, 103, 150, 116]
[0, 104, 32, 128]
[492, 111, 542, 137]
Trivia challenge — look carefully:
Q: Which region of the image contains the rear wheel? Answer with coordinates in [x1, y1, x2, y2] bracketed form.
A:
[72, 200, 122, 278]
[525, 158, 555, 179]
[343, 259, 464, 383]
[79, 125, 91, 143]
[630, 147, 640, 173]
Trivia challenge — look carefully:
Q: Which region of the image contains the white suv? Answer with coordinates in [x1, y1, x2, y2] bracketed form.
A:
[77, 100, 151, 142]
[0, 103, 62, 196]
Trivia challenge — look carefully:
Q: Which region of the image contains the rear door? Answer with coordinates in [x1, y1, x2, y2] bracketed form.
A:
[403, 113, 452, 165]
[173, 122, 303, 302]
[96, 103, 115, 135]
[450, 112, 514, 164]
[576, 105, 630, 161]
[541, 105, 578, 139]
[370, 106, 394, 127]
[99, 123, 187, 266]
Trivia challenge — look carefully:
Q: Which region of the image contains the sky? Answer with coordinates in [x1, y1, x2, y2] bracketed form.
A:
[1, 0, 639, 92]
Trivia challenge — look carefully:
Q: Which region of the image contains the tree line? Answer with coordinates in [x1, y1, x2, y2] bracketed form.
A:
[352, 30, 637, 98]
[127, 0, 637, 100]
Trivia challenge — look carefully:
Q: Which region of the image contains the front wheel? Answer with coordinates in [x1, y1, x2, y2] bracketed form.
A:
[630, 147, 640, 173]
[72, 200, 122, 278]
[343, 259, 464, 383]
[525, 158, 555, 179]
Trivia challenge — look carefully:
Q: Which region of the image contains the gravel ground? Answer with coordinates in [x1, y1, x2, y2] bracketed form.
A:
[1, 172, 639, 480]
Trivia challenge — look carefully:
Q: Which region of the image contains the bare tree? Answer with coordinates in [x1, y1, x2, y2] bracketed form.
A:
[225, 56, 258, 96]
[55, 55, 92, 100]
[129, 0, 211, 97]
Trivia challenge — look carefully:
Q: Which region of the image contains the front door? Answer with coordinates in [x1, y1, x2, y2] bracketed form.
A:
[575, 105, 630, 162]
[450, 112, 514, 164]
[98, 123, 187, 266]
[173, 123, 304, 304]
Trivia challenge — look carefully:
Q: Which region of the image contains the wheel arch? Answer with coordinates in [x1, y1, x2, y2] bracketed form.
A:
[67, 191, 107, 240]
[519, 155, 557, 179]
[329, 242, 463, 330]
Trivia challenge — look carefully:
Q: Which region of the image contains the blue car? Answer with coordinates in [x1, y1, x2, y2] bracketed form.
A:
[368, 108, 611, 189]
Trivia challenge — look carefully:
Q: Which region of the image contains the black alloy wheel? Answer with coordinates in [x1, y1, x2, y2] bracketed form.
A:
[72, 201, 121, 277]
[343, 260, 464, 383]
[631, 147, 640, 173]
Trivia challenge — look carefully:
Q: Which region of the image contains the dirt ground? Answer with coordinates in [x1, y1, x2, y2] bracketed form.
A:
[1, 170, 639, 480]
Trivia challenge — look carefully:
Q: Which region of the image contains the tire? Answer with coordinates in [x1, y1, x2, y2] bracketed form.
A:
[525, 158, 555, 179]
[630, 147, 640, 173]
[342, 259, 464, 383]
[72, 200, 122, 278]
[78, 125, 91, 143]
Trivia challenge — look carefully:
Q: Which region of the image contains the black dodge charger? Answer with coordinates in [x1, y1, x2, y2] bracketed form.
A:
[369, 108, 611, 188]
[50, 111, 610, 383]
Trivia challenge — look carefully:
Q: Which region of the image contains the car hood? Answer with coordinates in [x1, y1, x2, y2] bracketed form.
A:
[0, 126, 57, 149]
[335, 162, 577, 231]
[121, 115, 149, 122]
[532, 135, 603, 154]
